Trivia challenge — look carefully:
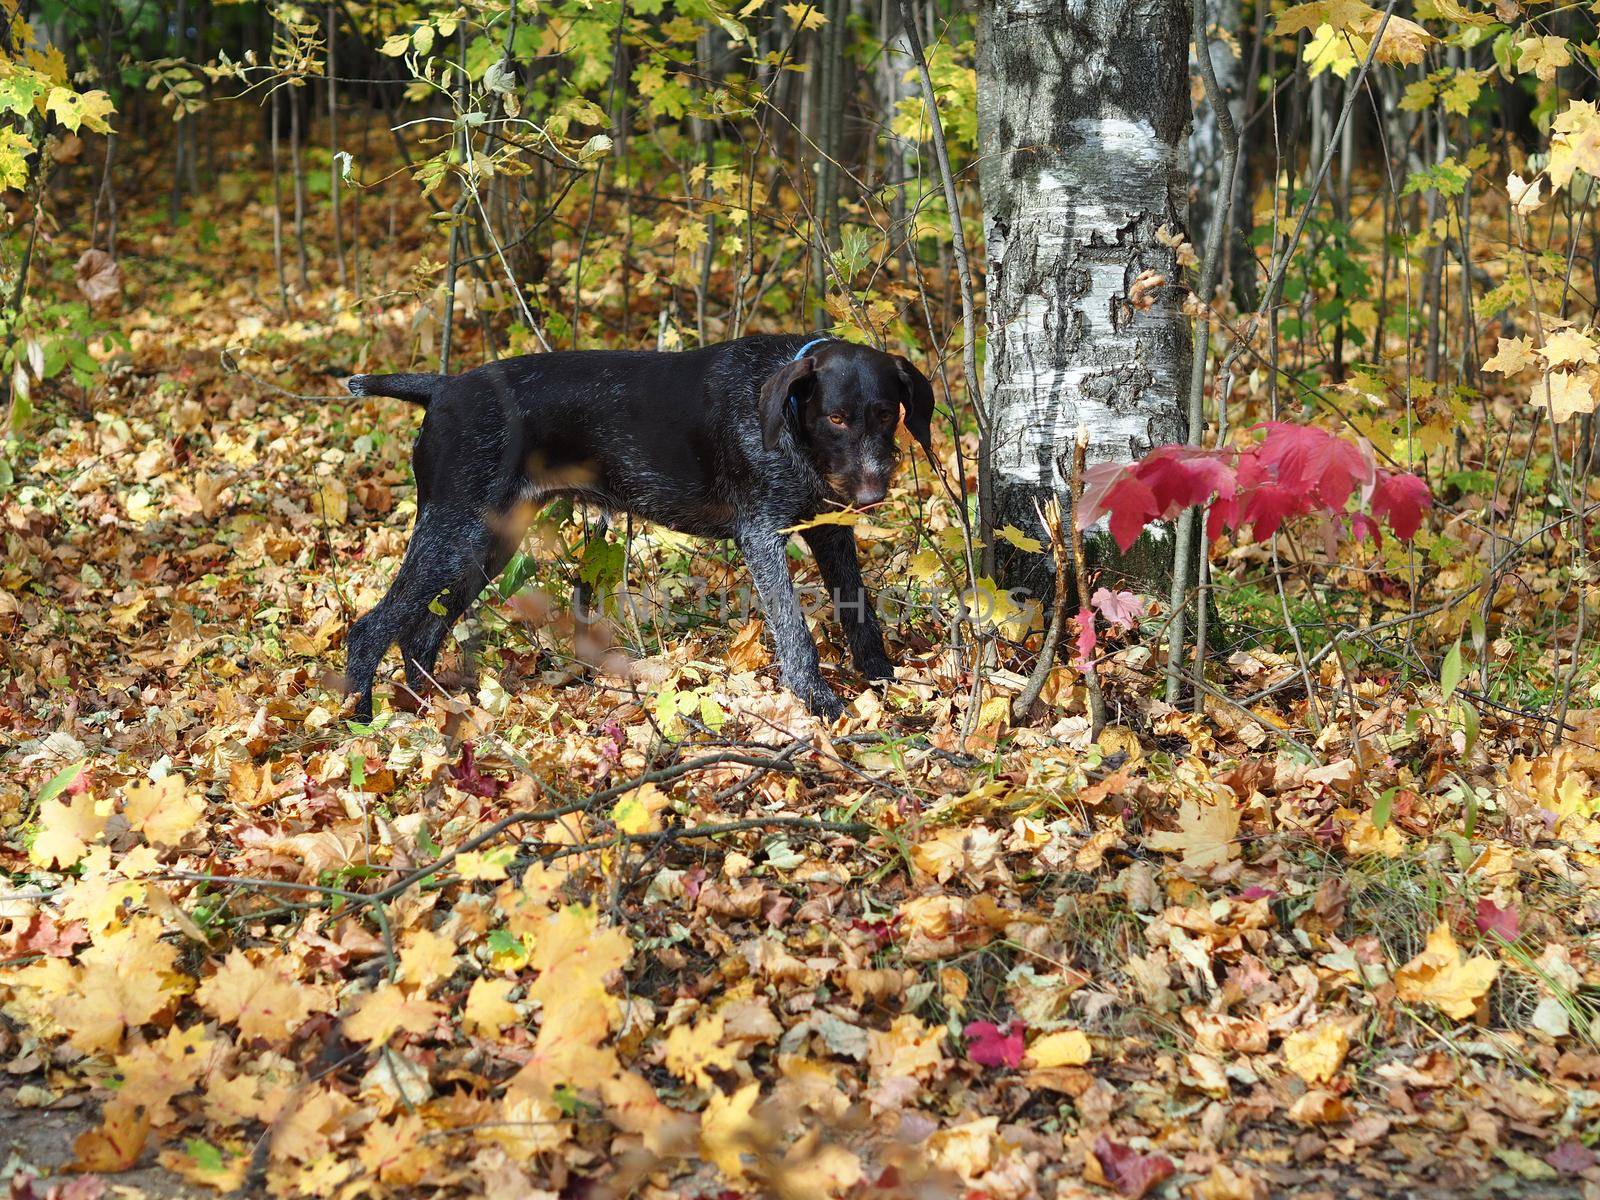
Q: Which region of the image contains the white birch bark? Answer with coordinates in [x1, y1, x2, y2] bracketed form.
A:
[977, 0, 1191, 593]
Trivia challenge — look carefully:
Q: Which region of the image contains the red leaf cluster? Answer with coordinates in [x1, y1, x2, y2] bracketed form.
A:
[1079, 423, 1432, 551]
[963, 1019, 1026, 1069]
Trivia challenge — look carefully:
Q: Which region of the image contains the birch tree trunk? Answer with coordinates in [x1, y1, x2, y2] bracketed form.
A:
[977, 0, 1191, 598]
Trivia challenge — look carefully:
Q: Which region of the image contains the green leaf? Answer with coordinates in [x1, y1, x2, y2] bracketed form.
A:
[38, 759, 85, 804]
[1372, 785, 1395, 832]
[0, 70, 46, 118]
[184, 1139, 226, 1173]
[1440, 638, 1463, 702]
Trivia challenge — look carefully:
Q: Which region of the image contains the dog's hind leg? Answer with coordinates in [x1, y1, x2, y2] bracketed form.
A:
[396, 512, 522, 705]
[347, 505, 471, 723]
[346, 505, 500, 721]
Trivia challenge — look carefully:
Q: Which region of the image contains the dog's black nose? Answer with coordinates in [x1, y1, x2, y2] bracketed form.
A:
[855, 482, 887, 507]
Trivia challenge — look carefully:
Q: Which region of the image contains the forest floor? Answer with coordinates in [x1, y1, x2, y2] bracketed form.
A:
[4, 151, 1600, 1200]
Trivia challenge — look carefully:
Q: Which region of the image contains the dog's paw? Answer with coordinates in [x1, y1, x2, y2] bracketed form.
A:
[857, 653, 896, 682]
[794, 679, 846, 720]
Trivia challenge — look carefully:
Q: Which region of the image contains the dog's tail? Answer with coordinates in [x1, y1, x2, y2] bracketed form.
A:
[345, 372, 443, 407]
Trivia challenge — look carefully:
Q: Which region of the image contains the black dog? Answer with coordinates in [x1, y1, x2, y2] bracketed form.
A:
[343, 334, 934, 721]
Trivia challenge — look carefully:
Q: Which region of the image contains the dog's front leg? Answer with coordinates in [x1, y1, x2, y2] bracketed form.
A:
[802, 525, 894, 681]
[737, 524, 844, 719]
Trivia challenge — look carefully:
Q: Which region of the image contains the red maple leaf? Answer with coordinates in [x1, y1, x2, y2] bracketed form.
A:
[448, 742, 504, 798]
[1237, 479, 1304, 541]
[1092, 1133, 1175, 1198]
[1475, 898, 1519, 941]
[1255, 421, 1373, 510]
[1371, 470, 1432, 540]
[963, 1019, 1026, 1069]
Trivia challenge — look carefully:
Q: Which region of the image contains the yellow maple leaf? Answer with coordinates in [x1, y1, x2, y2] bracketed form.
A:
[866, 1014, 946, 1080]
[993, 523, 1043, 553]
[1144, 791, 1241, 871]
[30, 790, 110, 868]
[109, 1024, 216, 1125]
[700, 1081, 760, 1177]
[527, 905, 631, 1017]
[123, 776, 204, 847]
[196, 950, 332, 1043]
[1394, 922, 1499, 1019]
[58, 917, 184, 1053]
[1304, 24, 1360, 79]
[612, 781, 669, 836]
[601, 1071, 691, 1157]
[663, 1013, 740, 1089]
[1421, 0, 1492, 27]
[453, 847, 513, 880]
[398, 928, 457, 990]
[71, 1105, 150, 1173]
[343, 983, 442, 1047]
[463, 976, 519, 1036]
[928, 1115, 999, 1183]
[1276, 0, 1378, 37]
[58, 868, 143, 935]
[356, 1113, 431, 1187]
[1363, 10, 1433, 66]
[1282, 1022, 1351, 1084]
[1540, 369, 1599, 425]
[1482, 335, 1537, 375]
[1540, 328, 1599, 369]
[1548, 101, 1600, 191]
[781, 2, 828, 31]
[269, 1086, 353, 1163]
[506, 1020, 620, 1102]
[1028, 1029, 1092, 1068]
[1516, 35, 1571, 83]
[45, 86, 114, 134]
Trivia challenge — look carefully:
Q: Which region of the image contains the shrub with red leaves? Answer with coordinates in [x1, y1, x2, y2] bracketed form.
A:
[1078, 423, 1431, 551]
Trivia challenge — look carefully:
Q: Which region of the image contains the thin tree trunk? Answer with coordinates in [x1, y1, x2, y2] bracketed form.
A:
[977, 0, 1191, 598]
[1188, 0, 1247, 299]
[327, 4, 347, 290]
[270, 86, 289, 315]
[290, 81, 310, 291]
[169, 0, 188, 226]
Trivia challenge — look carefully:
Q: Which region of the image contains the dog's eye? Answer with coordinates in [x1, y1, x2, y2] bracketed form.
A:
[828, 413, 849, 427]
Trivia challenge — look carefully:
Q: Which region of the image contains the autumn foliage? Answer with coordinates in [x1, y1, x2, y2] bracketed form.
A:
[4, 0, 1600, 1196]
[1079, 423, 1432, 552]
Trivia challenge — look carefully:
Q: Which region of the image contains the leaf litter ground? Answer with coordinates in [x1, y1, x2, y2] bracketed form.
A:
[4, 165, 1600, 1200]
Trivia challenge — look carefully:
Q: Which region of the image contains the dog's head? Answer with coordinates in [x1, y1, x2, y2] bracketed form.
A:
[758, 341, 935, 507]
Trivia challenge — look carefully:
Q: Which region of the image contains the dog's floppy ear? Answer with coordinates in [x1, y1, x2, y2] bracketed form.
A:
[759, 357, 817, 451]
[893, 355, 935, 454]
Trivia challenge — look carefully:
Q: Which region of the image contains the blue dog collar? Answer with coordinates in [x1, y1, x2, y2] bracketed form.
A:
[793, 336, 831, 360]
